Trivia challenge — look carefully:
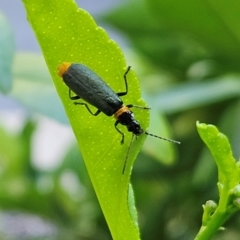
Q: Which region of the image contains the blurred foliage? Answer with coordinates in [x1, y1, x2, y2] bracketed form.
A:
[0, 11, 14, 93]
[11, 53, 68, 123]
[102, 0, 240, 239]
[0, 120, 111, 240]
[1, 0, 240, 239]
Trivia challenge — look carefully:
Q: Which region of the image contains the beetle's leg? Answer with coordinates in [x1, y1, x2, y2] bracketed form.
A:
[69, 89, 81, 100]
[117, 66, 131, 97]
[74, 102, 101, 116]
[126, 104, 151, 110]
[114, 121, 125, 144]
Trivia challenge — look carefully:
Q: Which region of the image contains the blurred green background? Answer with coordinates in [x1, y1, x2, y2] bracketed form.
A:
[1, 0, 240, 239]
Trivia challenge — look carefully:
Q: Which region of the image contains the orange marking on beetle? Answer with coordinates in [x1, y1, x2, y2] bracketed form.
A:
[57, 62, 71, 77]
[114, 106, 130, 119]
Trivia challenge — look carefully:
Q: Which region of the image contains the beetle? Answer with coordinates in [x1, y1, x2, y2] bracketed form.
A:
[58, 62, 180, 173]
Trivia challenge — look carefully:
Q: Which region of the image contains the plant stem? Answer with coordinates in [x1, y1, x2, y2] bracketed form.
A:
[194, 210, 229, 240]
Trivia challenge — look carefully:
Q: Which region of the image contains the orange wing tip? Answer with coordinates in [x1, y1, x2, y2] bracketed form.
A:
[57, 62, 72, 77]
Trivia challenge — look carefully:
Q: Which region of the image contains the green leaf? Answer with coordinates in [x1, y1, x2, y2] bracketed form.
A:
[0, 11, 15, 93]
[196, 122, 239, 187]
[21, 0, 149, 239]
[153, 76, 240, 114]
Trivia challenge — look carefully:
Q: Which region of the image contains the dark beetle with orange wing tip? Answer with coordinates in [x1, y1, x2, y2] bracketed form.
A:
[58, 62, 180, 173]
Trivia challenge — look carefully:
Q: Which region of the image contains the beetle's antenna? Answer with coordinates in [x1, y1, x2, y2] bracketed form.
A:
[144, 131, 181, 144]
[122, 134, 135, 174]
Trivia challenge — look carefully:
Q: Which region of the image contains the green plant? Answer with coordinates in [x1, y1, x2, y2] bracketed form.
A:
[195, 122, 240, 239]
[1, 0, 240, 239]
